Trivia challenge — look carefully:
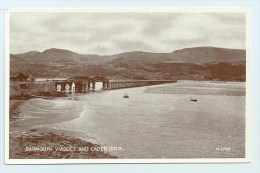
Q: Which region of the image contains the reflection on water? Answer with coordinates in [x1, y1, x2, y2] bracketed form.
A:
[18, 81, 246, 158]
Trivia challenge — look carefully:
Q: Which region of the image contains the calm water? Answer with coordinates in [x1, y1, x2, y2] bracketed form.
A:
[17, 81, 246, 158]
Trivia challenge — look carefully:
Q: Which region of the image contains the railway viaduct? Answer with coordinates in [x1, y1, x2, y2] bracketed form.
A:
[55, 76, 176, 93]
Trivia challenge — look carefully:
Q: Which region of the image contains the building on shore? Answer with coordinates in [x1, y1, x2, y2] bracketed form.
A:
[10, 72, 30, 82]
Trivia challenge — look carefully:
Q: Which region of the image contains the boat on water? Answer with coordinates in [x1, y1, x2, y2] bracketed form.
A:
[123, 92, 129, 98]
[190, 97, 197, 102]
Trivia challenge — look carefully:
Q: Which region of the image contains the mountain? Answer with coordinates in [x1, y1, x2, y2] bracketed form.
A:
[13, 47, 245, 66]
[10, 54, 28, 72]
[10, 47, 246, 81]
[108, 47, 245, 68]
[15, 51, 41, 59]
[168, 47, 245, 63]
[105, 47, 246, 81]
[14, 48, 117, 65]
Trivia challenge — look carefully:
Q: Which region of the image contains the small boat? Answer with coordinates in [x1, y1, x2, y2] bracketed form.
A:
[123, 92, 129, 98]
[190, 97, 197, 102]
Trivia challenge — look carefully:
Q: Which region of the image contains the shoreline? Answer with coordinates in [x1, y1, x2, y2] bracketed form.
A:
[8, 81, 246, 159]
[144, 81, 245, 96]
[9, 99, 117, 159]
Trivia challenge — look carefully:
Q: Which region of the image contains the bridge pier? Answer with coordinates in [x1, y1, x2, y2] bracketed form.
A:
[55, 81, 95, 93]
[88, 81, 95, 92]
[102, 81, 109, 90]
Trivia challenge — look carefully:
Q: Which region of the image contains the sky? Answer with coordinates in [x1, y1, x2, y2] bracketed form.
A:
[10, 11, 246, 55]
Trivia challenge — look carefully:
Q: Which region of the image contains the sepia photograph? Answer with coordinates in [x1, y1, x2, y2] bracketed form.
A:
[5, 8, 249, 163]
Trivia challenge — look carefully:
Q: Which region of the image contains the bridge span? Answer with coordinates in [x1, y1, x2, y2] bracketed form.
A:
[108, 80, 176, 90]
[55, 76, 176, 93]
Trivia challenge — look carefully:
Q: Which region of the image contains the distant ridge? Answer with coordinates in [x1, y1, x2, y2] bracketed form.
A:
[13, 46, 245, 64]
[10, 46, 246, 81]
[169, 46, 245, 63]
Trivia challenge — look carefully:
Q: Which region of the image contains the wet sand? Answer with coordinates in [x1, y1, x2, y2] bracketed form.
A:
[9, 100, 117, 159]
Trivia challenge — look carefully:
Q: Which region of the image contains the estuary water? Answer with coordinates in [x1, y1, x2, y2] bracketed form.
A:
[17, 81, 246, 158]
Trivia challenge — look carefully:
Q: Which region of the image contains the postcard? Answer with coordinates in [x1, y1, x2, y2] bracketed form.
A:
[5, 8, 250, 164]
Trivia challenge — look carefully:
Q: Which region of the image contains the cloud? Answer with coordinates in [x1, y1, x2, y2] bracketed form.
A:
[10, 11, 246, 55]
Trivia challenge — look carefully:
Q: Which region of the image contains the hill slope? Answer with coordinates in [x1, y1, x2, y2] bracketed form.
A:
[10, 47, 246, 81]
[108, 47, 245, 68]
[168, 47, 245, 63]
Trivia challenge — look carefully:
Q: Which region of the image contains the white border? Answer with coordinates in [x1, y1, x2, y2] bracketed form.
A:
[5, 8, 251, 164]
